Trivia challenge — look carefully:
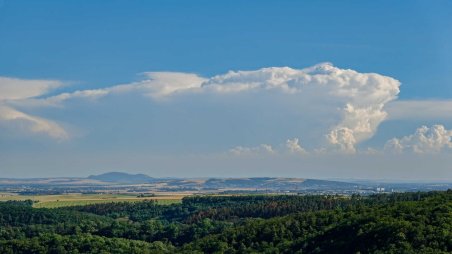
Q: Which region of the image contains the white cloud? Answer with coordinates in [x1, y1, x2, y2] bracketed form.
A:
[141, 72, 207, 98]
[326, 127, 357, 154]
[199, 63, 400, 152]
[286, 138, 307, 154]
[4, 63, 400, 149]
[0, 77, 68, 140]
[47, 89, 110, 105]
[42, 72, 206, 105]
[229, 144, 275, 156]
[384, 124, 452, 154]
[165, 63, 398, 153]
[0, 77, 63, 101]
[229, 137, 308, 156]
[0, 105, 68, 140]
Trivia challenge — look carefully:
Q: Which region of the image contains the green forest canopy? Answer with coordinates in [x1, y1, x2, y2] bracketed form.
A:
[0, 191, 450, 253]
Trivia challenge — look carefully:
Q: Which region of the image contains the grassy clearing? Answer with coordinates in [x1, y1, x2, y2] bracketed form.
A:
[0, 193, 184, 208]
[34, 198, 181, 208]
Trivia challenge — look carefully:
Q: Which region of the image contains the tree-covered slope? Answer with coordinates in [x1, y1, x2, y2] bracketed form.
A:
[0, 191, 450, 253]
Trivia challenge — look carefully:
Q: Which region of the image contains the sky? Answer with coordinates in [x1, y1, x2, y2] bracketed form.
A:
[0, 0, 452, 180]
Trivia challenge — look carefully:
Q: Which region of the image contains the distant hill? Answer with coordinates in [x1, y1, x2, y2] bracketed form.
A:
[87, 172, 155, 183]
[202, 177, 360, 190]
[85, 173, 360, 190]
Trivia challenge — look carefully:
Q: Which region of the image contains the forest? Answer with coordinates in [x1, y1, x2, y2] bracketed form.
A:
[0, 190, 450, 253]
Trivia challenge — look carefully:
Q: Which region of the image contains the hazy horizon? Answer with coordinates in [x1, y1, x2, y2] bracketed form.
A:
[3, 170, 452, 184]
[1, 1, 452, 180]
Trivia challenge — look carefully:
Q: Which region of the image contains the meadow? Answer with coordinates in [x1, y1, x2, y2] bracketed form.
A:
[0, 193, 183, 208]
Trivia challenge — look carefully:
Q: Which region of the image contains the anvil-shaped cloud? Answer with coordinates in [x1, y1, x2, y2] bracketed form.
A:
[1, 63, 401, 152]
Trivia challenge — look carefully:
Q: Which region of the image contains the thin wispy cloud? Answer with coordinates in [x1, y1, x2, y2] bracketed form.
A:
[386, 100, 452, 120]
[0, 77, 68, 140]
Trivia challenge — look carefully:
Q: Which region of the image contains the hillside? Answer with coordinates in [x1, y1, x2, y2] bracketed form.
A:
[201, 177, 360, 190]
[0, 190, 450, 253]
[81, 172, 362, 190]
[87, 172, 155, 183]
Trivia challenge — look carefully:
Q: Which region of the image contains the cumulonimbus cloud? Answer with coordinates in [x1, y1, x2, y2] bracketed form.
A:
[200, 63, 400, 153]
[2, 63, 401, 150]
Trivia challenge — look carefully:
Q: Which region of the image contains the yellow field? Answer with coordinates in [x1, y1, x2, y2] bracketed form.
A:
[0, 193, 185, 208]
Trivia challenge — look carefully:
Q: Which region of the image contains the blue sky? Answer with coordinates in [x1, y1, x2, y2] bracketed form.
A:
[1, 0, 452, 179]
[1, 0, 452, 98]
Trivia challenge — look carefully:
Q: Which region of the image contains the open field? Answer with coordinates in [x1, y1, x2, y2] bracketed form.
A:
[0, 193, 185, 208]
